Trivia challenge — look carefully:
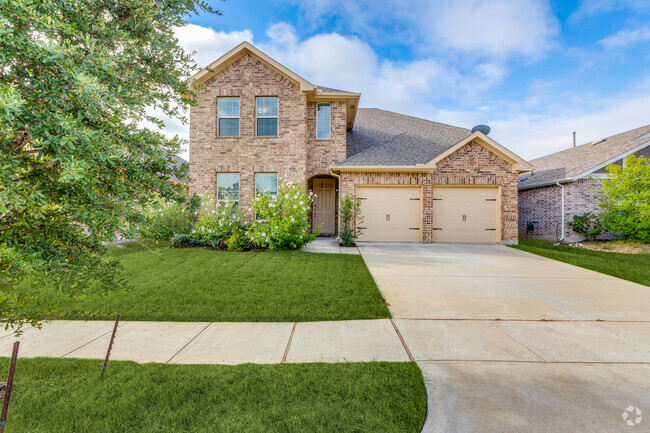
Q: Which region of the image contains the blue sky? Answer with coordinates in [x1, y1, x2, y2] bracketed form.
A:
[170, 0, 650, 160]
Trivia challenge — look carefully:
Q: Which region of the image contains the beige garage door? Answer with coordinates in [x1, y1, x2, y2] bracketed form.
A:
[432, 187, 499, 243]
[357, 186, 421, 242]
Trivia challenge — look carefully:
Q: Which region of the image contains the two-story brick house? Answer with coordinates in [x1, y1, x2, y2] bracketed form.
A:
[189, 42, 533, 244]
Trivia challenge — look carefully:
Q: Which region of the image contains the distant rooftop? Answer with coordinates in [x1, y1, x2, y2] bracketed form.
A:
[519, 124, 650, 189]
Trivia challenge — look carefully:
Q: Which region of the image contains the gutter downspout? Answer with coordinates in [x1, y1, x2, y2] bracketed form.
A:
[555, 182, 565, 244]
[329, 170, 341, 241]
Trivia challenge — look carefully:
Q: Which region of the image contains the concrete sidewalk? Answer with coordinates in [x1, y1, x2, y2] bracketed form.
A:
[0, 319, 410, 364]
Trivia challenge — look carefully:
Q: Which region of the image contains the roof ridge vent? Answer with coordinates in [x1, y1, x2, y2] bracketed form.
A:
[591, 138, 607, 145]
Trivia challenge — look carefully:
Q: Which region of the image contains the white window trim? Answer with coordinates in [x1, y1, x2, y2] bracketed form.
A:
[217, 97, 240, 137]
[216, 172, 240, 206]
[316, 102, 331, 140]
[255, 97, 279, 137]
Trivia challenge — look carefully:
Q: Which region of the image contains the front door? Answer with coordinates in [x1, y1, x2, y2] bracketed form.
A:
[313, 179, 336, 235]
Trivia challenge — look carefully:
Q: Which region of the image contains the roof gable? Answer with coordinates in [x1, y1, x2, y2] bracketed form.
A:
[426, 132, 533, 173]
[190, 42, 314, 91]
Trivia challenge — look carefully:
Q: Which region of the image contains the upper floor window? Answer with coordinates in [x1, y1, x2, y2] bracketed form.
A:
[316, 103, 331, 139]
[218, 98, 240, 137]
[217, 173, 239, 206]
[256, 97, 278, 136]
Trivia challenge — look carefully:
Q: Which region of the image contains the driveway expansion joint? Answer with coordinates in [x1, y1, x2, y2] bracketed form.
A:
[486, 320, 548, 362]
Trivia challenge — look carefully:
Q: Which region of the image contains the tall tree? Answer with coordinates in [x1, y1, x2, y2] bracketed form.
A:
[0, 0, 218, 330]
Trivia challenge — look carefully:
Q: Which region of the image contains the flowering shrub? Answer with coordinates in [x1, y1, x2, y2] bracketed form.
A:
[190, 195, 245, 247]
[136, 199, 191, 241]
[247, 178, 317, 250]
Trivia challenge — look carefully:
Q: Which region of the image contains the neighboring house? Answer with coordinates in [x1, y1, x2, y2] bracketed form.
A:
[518, 125, 650, 242]
[189, 42, 533, 244]
[167, 154, 189, 187]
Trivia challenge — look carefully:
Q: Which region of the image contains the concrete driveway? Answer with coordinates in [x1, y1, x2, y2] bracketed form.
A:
[359, 243, 650, 433]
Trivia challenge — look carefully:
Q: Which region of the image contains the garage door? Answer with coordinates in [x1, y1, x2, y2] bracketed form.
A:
[432, 187, 498, 243]
[357, 186, 421, 242]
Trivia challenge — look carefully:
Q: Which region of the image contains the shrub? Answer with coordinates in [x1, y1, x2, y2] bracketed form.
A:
[247, 178, 317, 250]
[170, 234, 193, 248]
[190, 195, 246, 247]
[339, 194, 363, 247]
[600, 155, 650, 242]
[137, 199, 191, 241]
[567, 212, 603, 241]
[225, 231, 250, 251]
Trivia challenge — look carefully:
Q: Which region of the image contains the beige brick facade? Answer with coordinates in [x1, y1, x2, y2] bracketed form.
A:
[518, 178, 615, 242]
[190, 53, 312, 214]
[189, 46, 526, 244]
[339, 141, 519, 243]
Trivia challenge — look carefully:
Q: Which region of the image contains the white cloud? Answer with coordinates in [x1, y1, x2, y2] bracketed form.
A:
[423, 0, 559, 58]
[488, 79, 650, 160]
[599, 26, 650, 49]
[288, 0, 559, 58]
[174, 24, 254, 68]
[257, 23, 503, 115]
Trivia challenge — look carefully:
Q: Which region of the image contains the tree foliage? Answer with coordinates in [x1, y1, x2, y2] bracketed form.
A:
[0, 0, 218, 329]
[600, 154, 650, 242]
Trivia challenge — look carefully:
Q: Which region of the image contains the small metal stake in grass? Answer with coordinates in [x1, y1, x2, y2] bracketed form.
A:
[0, 341, 20, 433]
[101, 313, 120, 378]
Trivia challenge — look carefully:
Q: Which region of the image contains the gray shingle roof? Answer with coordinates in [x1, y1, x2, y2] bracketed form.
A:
[518, 124, 650, 189]
[168, 154, 188, 184]
[340, 108, 471, 166]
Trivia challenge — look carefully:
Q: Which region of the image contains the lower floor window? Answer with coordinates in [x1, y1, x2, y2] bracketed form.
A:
[217, 173, 239, 205]
[255, 173, 278, 197]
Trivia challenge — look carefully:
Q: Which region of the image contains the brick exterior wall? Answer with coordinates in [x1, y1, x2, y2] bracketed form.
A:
[339, 141, 519, 244]
[189, 53, 347, 218]
[518, 178, 614, 242]
[306, 101, 347, 178]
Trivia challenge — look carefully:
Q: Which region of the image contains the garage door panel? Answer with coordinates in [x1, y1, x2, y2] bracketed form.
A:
[432, 187, 499, 243]
[357, 187, 421, 242]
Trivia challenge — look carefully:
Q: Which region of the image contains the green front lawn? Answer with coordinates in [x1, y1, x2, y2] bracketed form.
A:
[1, 358, 426, 433]
[511, 239, 650, 286]
[18, 243, 390, 322]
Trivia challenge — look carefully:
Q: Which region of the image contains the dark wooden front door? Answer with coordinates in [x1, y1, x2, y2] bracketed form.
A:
[313, 179, 336, 234]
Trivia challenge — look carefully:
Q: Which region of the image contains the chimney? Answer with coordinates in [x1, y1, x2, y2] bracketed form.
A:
[572, 131, 576, 148]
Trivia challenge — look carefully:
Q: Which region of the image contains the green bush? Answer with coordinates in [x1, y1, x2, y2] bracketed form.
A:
[170, 234, 193, 248]
[247, 178, 317, 250]
[567, 212, 603, 241]
[600, 155, 650, 242]
[225, 231, 250, 251]
[190, 196, 245, 247]
[339, 194, 362, 247]
[137, 199, 191, 241]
